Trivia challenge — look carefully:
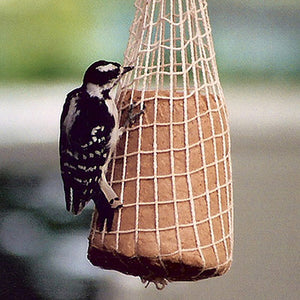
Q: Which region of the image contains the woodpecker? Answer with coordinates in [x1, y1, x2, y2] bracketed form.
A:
[59, 60, 140, 232]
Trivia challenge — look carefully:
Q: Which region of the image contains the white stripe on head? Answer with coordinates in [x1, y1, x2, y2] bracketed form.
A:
[96, 63, 117, 72]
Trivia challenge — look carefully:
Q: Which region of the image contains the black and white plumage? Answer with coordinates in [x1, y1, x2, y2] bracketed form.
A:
[59, 60, 134, 232]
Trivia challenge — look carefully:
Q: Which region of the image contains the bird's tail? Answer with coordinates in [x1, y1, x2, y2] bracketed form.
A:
[65, 185, 89, 215]
[93, 188, 115, 232]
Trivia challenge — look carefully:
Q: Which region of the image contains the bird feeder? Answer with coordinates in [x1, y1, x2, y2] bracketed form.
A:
[88, 0, 233, 288]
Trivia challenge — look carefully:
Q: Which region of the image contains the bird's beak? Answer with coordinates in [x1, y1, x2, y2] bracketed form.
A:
[121, 66, 134, 75]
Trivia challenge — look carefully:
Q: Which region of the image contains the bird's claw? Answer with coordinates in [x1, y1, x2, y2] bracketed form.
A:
[96, 200, 122, 232]
[124, 102, 146, 128]
[109, 197, 123, 209]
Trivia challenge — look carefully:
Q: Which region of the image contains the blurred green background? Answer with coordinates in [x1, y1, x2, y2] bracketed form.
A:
[0, 0, 133, 81]
[0, 1, 299, 299]
[1, 0, 299, 82]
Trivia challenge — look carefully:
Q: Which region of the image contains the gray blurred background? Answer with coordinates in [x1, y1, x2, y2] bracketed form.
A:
[0, 0, 299, 299]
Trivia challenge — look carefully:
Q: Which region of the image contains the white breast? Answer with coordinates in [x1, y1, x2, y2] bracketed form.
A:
[106, 99, 119, 150]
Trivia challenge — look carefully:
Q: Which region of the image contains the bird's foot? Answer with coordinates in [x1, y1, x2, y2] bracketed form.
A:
[109, 197, 123, 209]
[124, 102, 146, 128]
[96, 200, 122, 232]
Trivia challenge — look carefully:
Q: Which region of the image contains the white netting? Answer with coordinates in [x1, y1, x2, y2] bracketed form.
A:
[89, 0, 233, 287]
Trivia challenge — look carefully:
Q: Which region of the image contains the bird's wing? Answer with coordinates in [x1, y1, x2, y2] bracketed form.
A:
[59, 89, 92, 214]
[59, 89, 115, 215]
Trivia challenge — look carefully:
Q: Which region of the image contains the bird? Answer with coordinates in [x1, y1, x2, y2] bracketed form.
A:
[59, 60, 142, 232]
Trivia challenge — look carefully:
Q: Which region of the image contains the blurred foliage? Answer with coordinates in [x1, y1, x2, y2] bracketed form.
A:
[0, 0, 133, 81]
[0, 0, 299, 82]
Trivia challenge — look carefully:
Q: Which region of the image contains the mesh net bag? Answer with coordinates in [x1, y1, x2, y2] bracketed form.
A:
[88, 0, 233, 288]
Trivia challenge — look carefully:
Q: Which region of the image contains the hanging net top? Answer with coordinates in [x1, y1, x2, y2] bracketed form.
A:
[89, 0, 233, 288]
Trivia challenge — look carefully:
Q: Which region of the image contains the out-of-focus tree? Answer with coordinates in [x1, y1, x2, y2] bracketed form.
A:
[0, 0, 133, 81]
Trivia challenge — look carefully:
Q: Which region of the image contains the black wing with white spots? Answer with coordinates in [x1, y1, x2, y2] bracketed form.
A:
[59, 88, 114, 215]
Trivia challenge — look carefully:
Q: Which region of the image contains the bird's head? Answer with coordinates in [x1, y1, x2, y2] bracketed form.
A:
[83, 60, 134, 89]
